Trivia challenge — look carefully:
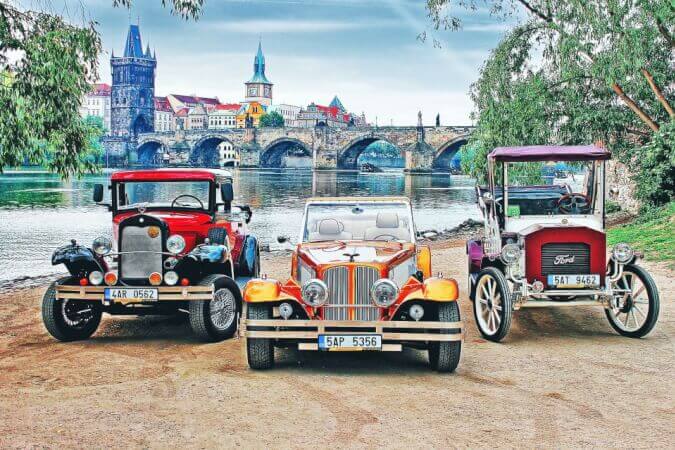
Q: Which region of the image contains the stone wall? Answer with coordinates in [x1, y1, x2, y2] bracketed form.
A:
[606, 160, 640, 213]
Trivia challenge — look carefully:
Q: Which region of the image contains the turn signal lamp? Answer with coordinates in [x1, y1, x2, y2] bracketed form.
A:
[149, 272, 163, 286]
[104, 271, 118, 286]
[180, 278, 190, 286]
[88, 271, 103, 286]
[79, 278, 89, 286]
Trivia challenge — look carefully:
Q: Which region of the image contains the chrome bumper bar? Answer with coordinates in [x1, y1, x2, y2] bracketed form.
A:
[242, 318, 463, 351]
[55, 285, 214, 305]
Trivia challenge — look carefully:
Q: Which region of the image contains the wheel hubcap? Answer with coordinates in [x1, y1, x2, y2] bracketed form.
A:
[609, 271, 649, 332]
[61, 300, 94, 328]
[210, 288, 236, 331]
[476, 275, 502, 335]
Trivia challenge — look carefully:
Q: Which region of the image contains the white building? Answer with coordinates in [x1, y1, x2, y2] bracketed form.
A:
[79, 83, 111, 130]
[218, 141, 240, 167]
[268, 103, 301, 127]
[154, 97, 175, 132]
[209, 104, 240, 129]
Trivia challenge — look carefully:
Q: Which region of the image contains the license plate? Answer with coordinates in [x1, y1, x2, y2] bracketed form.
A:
[318, 334, 382, 351]
[547, 274, 600, 288]
[104, 288, 158, 302]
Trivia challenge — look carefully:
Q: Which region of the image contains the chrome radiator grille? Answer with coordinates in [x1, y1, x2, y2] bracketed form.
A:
[120, 226, 162, 279]
[322, 266, 380, 321]
[541, 243, 590, 275]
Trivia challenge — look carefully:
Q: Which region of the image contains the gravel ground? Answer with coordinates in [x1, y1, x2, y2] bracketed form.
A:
[0, 240, 673, 449]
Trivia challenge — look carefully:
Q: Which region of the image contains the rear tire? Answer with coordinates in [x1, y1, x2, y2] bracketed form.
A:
[473, 267, 512, 342]
[606, 264, 660, 338]
[246, 303, 274, 370]
[42, 278, 102, 342]
[428, 302, 462, 373]
[189, 274, 240, 342]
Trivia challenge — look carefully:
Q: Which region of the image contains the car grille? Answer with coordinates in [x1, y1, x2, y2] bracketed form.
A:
[322, 266, 380, 321]
[541, 243, 590, 275]
[120, 226, 162, 279]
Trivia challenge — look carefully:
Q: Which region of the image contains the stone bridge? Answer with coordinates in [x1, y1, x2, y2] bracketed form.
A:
[111, 125, 473, 172]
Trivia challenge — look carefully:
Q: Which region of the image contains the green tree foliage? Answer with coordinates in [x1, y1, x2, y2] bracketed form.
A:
[635, 121, 675, 205]
[259, 111, 285, 128]
[0, 1, 203, 177]
[425, 0, 674, 204]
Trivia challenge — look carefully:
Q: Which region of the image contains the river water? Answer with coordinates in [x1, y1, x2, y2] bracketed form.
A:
[0, 169, 479, 287]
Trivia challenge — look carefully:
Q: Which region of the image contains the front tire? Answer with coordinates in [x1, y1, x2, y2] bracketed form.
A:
[189, 275, 240, 342]
[473, 267, 513, 342]
[42, 278, 102, 342]
[246, 304, 274, 370]
[428, 302, 462, 373]
[605, 264, 660, 338]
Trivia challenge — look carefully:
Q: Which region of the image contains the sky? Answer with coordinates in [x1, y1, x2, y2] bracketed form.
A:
[19, 0, 517, 126]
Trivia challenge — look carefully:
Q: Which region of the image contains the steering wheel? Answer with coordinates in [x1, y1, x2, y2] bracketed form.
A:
[372, 234, 399, 241]
[171, 194, 204, 209]
[557, 193, 591, 214]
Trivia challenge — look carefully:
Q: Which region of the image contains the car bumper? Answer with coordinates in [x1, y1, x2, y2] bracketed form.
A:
[242, 318, 463, 351]
[513, 286, 617, 309]
[55, 284, 214, 305]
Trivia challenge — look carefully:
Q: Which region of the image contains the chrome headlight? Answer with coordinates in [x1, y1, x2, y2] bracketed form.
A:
[500, 243, 521, 265]
[167, 234, 186, 255]
[301, 279, 328, 307]
[297, 258, 315, 285]
[389, 256, 417, 288]
[92, 236, 112, 255]
[612, 243, 634, 264]
[370, 279, 399, 307]
[88, 270, 103, 285]
[164, 271, 179, 286]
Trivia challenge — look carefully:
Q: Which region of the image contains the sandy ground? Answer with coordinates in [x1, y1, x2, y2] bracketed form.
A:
[0, 241, 673, 449]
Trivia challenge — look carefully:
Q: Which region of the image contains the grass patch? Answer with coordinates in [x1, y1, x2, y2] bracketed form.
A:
[608, 202, 675, 267]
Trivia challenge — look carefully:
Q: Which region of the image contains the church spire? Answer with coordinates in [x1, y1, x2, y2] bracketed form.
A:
[248, 39, 270, 84]
[124, 24, 143, 58]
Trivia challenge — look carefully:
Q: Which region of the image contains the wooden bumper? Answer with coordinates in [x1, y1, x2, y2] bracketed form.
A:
[243, 319, 464, 343]
[55, 285, 214, 304]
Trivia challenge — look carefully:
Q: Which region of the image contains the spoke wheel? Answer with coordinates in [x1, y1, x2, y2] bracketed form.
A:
[210, 288, 236, 331]
[42, 278, 102, 342]
[189, 275, 241, 342]
[605, 264, 659, 338]
[473, 267, 512, 342]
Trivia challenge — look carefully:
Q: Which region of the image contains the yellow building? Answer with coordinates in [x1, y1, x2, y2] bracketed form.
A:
[236, 101, 266, 128]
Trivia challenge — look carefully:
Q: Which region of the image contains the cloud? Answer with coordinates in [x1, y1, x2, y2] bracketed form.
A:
[205, 18, 401, 33]
[462, 23, 511, 33]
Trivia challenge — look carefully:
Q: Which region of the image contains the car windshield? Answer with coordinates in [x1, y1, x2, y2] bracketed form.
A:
[502, 161, 598, 216]
[116, 181, 211, 210]
[303, 202, 413, 243]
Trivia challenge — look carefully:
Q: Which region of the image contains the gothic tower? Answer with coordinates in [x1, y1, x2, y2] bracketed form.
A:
[110, 24, 156, 138]
[244, 41, 273, 106]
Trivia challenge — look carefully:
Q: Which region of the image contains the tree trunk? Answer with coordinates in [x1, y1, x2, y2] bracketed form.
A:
[642, 69, 674, 119]
[611, 83, 660, 132]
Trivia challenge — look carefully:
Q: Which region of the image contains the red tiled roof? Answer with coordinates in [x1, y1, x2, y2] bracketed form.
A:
[89, 83, 111, 96]
[175, 107, 190, 117]
[171, 94, 220, 105]
[214, 103, 241, 111]
[154, 96, 172, 112]
[315, 105, 341, 119]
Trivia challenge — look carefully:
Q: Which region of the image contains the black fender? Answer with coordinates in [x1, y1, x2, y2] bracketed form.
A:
[236, 235, 259, 277]
[51, 244, 104, 279]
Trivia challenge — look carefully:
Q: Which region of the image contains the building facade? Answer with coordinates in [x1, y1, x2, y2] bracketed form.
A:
[244, 42, 273, 107]
[236, 101, 266, 128]
[209, 104, 240, 129]
[218, 141, 240, 167]
[268, 103, 301, 127]
[154, 96, 174, 132]
[110, 24, 156, 138]
[79, 83, 112, 130]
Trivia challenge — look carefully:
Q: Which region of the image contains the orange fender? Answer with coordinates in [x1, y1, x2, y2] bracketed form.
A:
[243, 278, 302, 304]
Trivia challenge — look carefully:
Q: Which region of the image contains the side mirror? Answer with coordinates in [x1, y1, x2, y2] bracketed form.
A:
[93, 184, 104, 203]
[221, 183, 234, 202]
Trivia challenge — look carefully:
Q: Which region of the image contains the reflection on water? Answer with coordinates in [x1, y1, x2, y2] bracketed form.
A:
[0, 169, 479, 284]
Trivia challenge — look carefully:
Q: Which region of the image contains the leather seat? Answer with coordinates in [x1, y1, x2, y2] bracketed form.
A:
[363, 212, 409, 241]
[308, 218, 352, 242]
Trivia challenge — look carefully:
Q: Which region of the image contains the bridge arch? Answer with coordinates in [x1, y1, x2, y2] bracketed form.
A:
[337, 136, 403, 170]
[136, 139, 164, 167]
[433, 136, 469, 172]
[190, 134, 236, 168]
[260, 138, 311, 168]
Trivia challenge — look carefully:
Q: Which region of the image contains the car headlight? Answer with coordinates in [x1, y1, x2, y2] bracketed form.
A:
[612, 243, 634, 264]
[389, 256, 417, 287]
[301, 279, 328, 307]
[297, 258, 315, 285]
[371, 279, 399, 307]
[164, 271, 179, 286]
[92, 236, 112, 255]
[88, 270, 103, 285]
[167, 234, 186, 254]
[500, 243, 521, 265]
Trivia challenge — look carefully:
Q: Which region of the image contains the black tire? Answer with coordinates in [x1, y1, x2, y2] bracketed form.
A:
[428, 302, 462, 373]
[605, 264, 660, 338]
[207, 227, 228, 245]
[246, 303, 274, 370]
[472, 267, 512, 342]
[189, 274, 240, 342]
[42, 278, 102, 342]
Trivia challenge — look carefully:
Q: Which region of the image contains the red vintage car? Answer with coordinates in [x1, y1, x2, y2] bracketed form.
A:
[467, 145, 660, 341]
[42, 169, 260, 342]
[243, 197, 463, 372]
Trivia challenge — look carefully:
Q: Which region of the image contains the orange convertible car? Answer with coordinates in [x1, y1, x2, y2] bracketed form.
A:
[242, 197, 463, 372]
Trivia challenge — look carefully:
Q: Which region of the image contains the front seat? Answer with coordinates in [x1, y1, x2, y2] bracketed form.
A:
[308, 218, 352, 242]
[363, 212, 409, 241]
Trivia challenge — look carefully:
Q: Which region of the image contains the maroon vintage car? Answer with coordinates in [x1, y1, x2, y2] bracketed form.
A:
[42, 169, 260, 342]
[467, 145, 660, 342]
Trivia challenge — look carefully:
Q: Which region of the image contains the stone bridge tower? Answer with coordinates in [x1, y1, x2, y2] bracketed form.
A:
[110, 24, 156, 160]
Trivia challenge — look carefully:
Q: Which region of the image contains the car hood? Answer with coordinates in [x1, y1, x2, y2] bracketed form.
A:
[114, 210, 213, 230]
[298, 241, 415, 266]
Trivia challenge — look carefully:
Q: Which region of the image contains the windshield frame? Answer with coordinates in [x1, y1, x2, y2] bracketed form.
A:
[300, 200, 416, 243]
[112, 179, 217, 214]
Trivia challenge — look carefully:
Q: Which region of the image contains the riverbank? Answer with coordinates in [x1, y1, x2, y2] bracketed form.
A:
[0, 240, 673, 448]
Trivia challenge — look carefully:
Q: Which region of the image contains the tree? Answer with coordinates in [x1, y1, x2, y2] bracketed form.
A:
[425, 1, 674, 203]
[0, 1, 203, 177]
[259, 111, 285, 128]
